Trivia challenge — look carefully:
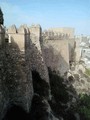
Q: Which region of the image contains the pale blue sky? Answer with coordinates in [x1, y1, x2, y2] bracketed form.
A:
[0, 0, 90, 35]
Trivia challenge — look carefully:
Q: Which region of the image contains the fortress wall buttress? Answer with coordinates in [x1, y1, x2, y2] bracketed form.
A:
[7, 25, 26, 53]
[6, 25, 33, 113]
[29, 24, 42, 51]
[75, 38, 81, 62]
[9, 34, 25, 52]
[29, 24, 49, 83]
[43, 39, 70, 76]
[68, 38, 75, 62]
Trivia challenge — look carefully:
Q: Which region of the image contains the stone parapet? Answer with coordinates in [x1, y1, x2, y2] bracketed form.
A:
[8, 25, 17, 34]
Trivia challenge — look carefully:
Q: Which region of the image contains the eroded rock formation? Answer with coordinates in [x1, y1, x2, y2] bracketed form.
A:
[0, 8, 90, 120]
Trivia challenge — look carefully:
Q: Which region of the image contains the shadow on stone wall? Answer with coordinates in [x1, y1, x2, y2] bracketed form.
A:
[1, 36, 52, 120]
[48, 68, 78, 120]
[30, 41, 49, 83]
[68, 43, 75, 63]
[1, 38, 33, 120]
[2, 105, 28, 120]
[29, 39, 81, 120]
[43, 45, 69, 76]
[1, 37, 87, 120]
[32, 70, 49, 98]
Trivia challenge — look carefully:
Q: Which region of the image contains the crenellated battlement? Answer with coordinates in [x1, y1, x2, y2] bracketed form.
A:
[7, 25, 29, 34]
[42, 30, 70, 40]
[6, 24, 42, 55]
[7, 25, 17, 34]
[0, 8, 76, 120]
[0, 24, 74, 76]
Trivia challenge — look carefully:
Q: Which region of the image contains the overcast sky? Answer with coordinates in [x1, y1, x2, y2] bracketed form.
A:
[0, 0, 90, 35]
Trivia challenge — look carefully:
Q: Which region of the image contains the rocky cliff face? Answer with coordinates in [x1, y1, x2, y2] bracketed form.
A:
[0, 24, 90, 120]
[0, 24, 54, 120]
[0, 38, 33, 120]
[0, 38, 75, 120]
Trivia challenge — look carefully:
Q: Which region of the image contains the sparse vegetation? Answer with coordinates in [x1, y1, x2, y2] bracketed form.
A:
[48, 68, 77, 119]
[48, 68, 69, 103]
[77, 94, 90, 120]
[85, 68, 90, 76]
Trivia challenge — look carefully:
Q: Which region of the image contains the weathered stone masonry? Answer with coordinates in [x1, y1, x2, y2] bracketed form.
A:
[0, 8, 76, 119]
[0, 24, 34, 120]
[7, 24, 49, 83]
[0, 22, 51, 119]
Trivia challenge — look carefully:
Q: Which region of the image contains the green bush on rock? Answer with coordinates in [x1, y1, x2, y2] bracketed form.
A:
[78, 94, 90, 120]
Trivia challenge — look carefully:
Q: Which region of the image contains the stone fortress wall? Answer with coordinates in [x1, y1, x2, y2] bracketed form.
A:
[48, 27, 75, 38]
[75, 36, 82, 62]
[43, 39, 70, 75]
[0, 24, 34, 119]
[42, 27, 75, 75]
[0, 24, 51, 119]
[0, 8, 51, 119]
[7, 25, 26, 52]
[0, 22, 75, 119]
[7, 24, 49, 83]
[29, 24, 49, 83]
[1, 7, 90, 120]
[7, 25, 75, 76]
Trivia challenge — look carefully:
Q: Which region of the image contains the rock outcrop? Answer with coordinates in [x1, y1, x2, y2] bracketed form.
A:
[1, 8, 90, 120]
[0, 24, 33, 120]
